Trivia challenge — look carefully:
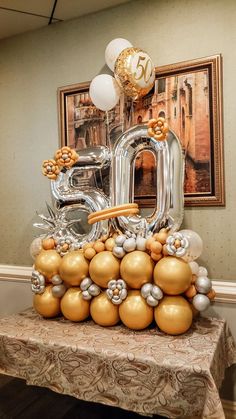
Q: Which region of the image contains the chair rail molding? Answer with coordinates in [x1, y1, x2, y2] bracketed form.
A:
[0, 264, 32, 283]
[0, 265, 236, 303]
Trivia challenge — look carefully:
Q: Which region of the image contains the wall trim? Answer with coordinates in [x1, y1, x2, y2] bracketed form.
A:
[212, 280, 236, 304]
[0, 265, 236, 303]
[0, 265, 32, 283]
[222, 399, 236, 419]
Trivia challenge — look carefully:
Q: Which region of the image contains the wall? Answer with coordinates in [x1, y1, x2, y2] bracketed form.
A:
[0, 280, 32, 316]
[0, 0, 235, 403]
[0, 0, 235, 278]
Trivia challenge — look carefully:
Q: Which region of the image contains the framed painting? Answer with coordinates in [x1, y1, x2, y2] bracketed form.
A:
[58, 54, 225, 207]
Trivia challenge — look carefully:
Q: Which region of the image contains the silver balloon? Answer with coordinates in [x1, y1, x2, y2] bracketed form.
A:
[52, 284, 66, 298]
[111, 124, 184, 235]
[193, 294, 210, 312]
[50, 146, 111, 246]
[51, 146, 111, 202]
[195, 276, 212, 294]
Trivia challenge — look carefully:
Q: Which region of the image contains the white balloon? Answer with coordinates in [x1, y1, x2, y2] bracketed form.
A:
[105, 38, 133, 71]
[198, 266, 208, 277]
[30, 237, 43, 259]
[89, 74, 121, 111]
[189, 261, 199, 276]
[179, 229, 203, 262]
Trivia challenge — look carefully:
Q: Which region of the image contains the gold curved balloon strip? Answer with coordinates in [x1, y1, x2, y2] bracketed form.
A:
[88, 204, 139, 225]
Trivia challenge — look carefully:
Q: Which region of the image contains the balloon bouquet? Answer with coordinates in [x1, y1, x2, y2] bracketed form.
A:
[30, 39, 215, 335]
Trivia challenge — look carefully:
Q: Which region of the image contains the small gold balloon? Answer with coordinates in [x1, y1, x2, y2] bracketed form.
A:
[42, 237, 55, 250]
[155, 296, 193, 335]
[59, 251, 89, 286]
[61, 288, 90, 322]
[120, 251, 154, 289]
[90, 292, 120, 326]
[114, 47, 155, 100]
[104, 237, 115, 251]
[33, 285, 61, 318]
[89, 251, 120, 288]
[119, 290, 153, 330]
[154, 256, 192, 295]
[35, 250, 61, 280]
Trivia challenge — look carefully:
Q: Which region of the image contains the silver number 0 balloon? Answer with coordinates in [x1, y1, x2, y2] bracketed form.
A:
[111, 124, 184, 235]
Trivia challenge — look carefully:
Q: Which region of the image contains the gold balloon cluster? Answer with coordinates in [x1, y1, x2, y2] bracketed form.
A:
[33, 232, 214, 335]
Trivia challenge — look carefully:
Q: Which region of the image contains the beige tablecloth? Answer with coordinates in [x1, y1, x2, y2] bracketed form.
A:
[0, 309, 235, 418]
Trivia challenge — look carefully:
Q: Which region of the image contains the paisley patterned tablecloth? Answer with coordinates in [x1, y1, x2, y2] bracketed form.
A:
[0, 309, 235, 419]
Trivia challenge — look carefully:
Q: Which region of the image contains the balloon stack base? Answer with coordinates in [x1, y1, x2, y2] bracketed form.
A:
[31, 229, 215, 336]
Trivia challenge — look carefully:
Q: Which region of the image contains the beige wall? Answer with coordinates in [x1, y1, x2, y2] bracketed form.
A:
[0, 0, 236, 278]
[0, 281, 32, 316]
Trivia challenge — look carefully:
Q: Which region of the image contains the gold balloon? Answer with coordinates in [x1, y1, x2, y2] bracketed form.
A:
[35, 250, 61, 280]
[120, 251, 154, 289]
[154, 256, 192, 295]
[154, 296, 193, 335]
[90, 292, 120, 326]
[61, 288, 90, 322]
[59, 251, 89, 286]
[119, 290, 153, 330]
[33, 285, 61, 318]
[89, 251, 120, 288]
[114, 47, 155, 100]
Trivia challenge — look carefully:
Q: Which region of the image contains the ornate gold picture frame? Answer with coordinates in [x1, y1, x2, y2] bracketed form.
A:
[58, 54, 224, 207]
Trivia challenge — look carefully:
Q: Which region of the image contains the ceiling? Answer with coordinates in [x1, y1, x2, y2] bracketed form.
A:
[0, 0, 131, 40]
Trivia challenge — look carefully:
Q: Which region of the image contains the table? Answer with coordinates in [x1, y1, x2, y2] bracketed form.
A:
[0, 309, 235, 419]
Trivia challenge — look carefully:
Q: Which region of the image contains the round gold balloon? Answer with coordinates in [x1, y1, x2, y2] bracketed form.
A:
[89, 251, 120, 288]
[60, 288, 90, 322]
[120, 251, 154, 289]
[154, 256, 192, 295]
[154, 296, 193, 335]
[114, 47, 155, 100]
[59, 251, 89, 286]
[33, 285, 61, 318]
[35, 250, 61, 280]
[90, 292, 120, 326]
[119, 290, 153, 330]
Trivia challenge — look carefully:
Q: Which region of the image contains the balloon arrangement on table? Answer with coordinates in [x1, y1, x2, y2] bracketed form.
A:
[30, 38, 216, 335]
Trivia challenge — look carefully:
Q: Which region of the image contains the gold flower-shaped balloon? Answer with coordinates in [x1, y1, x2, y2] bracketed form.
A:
[42, 159, 60, 180]
[147, 118, 169, 141]
[55, 146, 79, 168]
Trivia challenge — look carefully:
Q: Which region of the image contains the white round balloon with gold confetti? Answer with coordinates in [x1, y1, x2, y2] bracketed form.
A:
[114, 47, 155, 100]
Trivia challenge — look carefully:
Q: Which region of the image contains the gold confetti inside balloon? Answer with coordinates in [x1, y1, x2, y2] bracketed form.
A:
[120, 251, 154, 289]
[154, 296, 193, 335]
[90, 292, 120, 326]
[59, 251, 89, 287]
[89, 251, 120, 288]
[154, 256, 192, 295]
[60, 288, 90, 322]
[119, 290, 153, 330]
[35, 250, 61, 280]
[33, 285, 61, 318]
[114, 47, 155, 100]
